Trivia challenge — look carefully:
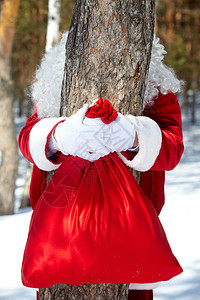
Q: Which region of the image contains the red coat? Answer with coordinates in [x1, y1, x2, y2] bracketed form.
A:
[18, 92, 184, 290]
[19, 92, 184, 214]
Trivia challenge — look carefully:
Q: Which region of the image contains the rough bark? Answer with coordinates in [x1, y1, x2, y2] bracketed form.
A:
[0, 0, 20, 215]
[0, 80, 18, 214]
[39, 283, 129, 300]
[40, 0, 155, 298]
[61, 0, 155, 117]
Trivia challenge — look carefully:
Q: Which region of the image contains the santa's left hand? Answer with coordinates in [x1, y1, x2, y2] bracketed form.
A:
[90, 113, 136, 153]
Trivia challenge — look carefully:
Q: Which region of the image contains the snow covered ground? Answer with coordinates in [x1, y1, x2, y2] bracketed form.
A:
[0, 103, 199, 300]
[154, 105, 200, 300]
[0, 209, 34, 300]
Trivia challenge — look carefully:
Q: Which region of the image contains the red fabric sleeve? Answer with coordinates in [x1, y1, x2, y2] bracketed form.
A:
[18, 108, 67, 209]
[143, 92, 184, 171]
[18, 107, 39, 163]
[30, 165, 47, 209]
[18, 108, 65, 166]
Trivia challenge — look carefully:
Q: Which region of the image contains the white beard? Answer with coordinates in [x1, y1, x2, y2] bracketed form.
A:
[31, 33, 68, 119]
[144, 36, 182, 107]
[32, 33, 182, 119]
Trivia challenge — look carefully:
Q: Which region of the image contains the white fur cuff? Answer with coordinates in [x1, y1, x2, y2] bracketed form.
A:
[129, 282, 161, 290]
[29, 117, 65, 171]
[118, 116, 162, 172]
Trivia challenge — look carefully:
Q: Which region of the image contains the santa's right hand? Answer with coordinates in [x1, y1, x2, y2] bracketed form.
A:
[54, 104, 110, 161]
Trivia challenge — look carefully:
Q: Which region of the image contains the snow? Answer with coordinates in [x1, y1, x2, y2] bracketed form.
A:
[154, 103, 200, 300]
[0, 102, 200, 299]
[0, 210, 35, 300]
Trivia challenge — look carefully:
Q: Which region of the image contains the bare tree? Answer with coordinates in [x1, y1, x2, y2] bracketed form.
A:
[0, 0, 20, 215]
[45, 0, 61, 53]
[39, 0, 155, 299]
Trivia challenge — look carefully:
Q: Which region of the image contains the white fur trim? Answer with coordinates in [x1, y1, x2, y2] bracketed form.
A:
[129, 282, 161, 290]
[29, 117, 65, 171]
[118, 116, 162, 171]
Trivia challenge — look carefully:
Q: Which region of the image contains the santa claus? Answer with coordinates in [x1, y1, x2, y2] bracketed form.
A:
[19, 33, 184, 300]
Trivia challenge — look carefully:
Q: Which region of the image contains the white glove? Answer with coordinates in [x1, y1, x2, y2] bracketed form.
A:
[54, 104, 110, 161]
[93, 113, 136, 153]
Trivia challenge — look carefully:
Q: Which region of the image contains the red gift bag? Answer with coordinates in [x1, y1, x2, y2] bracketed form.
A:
[21, 99, 182, 288]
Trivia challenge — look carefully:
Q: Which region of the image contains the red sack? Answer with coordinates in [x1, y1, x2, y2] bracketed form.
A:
[21, 99, 182, 288]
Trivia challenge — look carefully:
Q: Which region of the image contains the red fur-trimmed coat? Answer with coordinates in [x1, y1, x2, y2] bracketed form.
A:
[19, 92, 184, 215]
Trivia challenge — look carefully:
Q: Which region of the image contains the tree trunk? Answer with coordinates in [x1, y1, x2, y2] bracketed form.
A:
[39, 283, 129, 300]
[0, 0, 20, 215]
[20, 164, 32, 208]
[191, 71, 197, 124]
[40, 0, 155, 298]
[61, 0, 155, 117]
